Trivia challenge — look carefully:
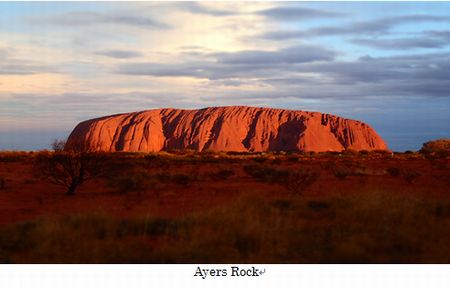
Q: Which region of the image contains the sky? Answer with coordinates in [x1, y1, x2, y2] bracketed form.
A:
[0, 1, 449, 151]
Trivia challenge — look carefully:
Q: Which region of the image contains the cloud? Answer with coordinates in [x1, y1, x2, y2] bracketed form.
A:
[93, 49, 143, 59]
[35, 11, 170, 29]
[0, 59, 59, 75]
[0, 48, 55, 75]
[348, 15, 450, 34]
[270, 52, 450, 99]
[116, 44, 337, 79]
[180, 2, 236, 16]
[214, 45, 337, 65]
[426, 30, 450, 39]
[116, 62, 205, 78]
[114, 42, 450, 100]
[259, 14, 450, 40]
[295, 52, 450, 83]
[351, 37, 448, 50]
[0, 47, 11, 60]
[259, 30, 309, 41]
[262, 77, 329, 86]
[257, 6, 345, 21]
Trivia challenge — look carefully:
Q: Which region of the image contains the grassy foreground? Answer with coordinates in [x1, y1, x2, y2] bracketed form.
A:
[2, 188, 450, 263]
[0, 149, 449, 263]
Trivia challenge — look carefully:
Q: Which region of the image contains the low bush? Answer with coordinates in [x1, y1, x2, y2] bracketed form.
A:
[226, 151, 252, 156]
[209, 169, 235, 180]
[420, 139, 450, 158]
[271, 199, 293, 211]
[23, 179, 37, 184]
[287, 155, 300, 162]
[320, 151, 341, 157]
[107, 167, 151, 194]
[243, 164, 290, 183]
[171, 174, 194, 186]
[359, 150, 370, 156]
[283, 168, 319, 195]
[0, 177, 6, 190]
[403, 170, 421, 184]
[342, 149, 359, 156]
[243, 164, 318, 194]
[155, 171, 198, 186]
[307, 200, 330, 211]
[0, 151, 31, 163]
[307, 151, 316, 157]
[372, 150, 393, 157]
[386, 167, 401, 178]
[144, 154, 170, 169]
[271, 158, 282, 165]
[252, 157, 268, 163]
[333, 166, 351, 179]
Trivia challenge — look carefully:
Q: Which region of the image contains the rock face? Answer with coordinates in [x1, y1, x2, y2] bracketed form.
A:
[66, 106, 388, 152]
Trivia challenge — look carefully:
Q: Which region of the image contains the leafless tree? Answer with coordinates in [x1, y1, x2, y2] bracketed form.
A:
[51, 139, 66, 152]
[35, 139, 104, 195]
[283, 168, 319, 196]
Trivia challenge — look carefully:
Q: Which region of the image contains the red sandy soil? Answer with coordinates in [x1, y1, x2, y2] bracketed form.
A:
[0, 153, 448, 227]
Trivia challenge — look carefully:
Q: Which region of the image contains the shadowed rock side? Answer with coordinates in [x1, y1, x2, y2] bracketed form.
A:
[66, 106, 388, 152]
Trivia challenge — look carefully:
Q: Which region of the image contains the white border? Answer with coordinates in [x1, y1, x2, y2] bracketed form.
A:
[1, 1, 450, 286]
[2, 264, 450, 287]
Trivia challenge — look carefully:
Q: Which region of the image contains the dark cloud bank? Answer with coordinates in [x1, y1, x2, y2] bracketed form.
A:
[116, 44, 450, 99]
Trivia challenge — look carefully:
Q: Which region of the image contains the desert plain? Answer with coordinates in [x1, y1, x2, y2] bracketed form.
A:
[0, 148, 449, 263]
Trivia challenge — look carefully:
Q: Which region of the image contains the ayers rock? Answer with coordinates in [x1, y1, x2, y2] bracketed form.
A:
[66, 106, 388, 152]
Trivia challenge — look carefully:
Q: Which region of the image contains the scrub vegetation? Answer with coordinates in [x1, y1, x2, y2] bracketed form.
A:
[0, 141, 448, 263]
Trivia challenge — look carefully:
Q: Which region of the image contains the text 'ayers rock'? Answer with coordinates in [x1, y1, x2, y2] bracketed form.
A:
[66, 106, 388, 152]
